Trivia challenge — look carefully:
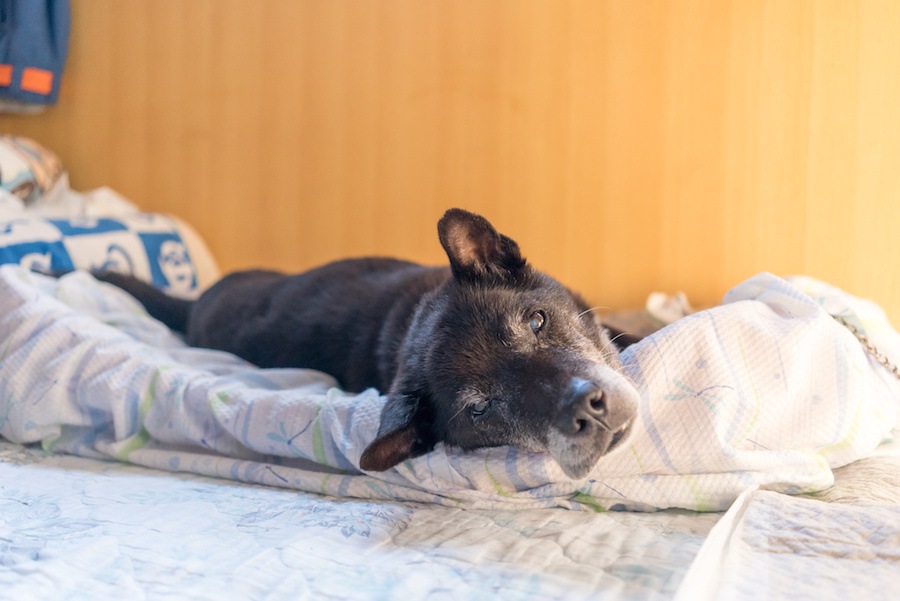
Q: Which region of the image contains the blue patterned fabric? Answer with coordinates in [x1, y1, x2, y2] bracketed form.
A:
[0, 214, 199, 294]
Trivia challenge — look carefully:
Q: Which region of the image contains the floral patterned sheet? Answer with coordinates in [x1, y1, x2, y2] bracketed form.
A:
[1, 266, 899, 512]
[0, 440, 721, 600]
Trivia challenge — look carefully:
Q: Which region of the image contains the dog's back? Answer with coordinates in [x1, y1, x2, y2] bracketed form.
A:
[102, 259, 450, 393]
[192, 259, 451, 391]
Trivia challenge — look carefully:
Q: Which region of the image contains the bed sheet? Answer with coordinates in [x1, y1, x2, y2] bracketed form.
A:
[0, 440, 720, 601]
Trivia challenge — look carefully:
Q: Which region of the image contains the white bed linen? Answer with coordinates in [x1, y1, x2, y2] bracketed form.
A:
[676, 488, 900, 601]
[674, 430, 900, 601]
[4, 436, 898, 600]
[0, 440, 719, 600]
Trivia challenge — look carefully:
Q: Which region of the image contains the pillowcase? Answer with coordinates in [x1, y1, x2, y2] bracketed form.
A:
[0, 213, 218, 297]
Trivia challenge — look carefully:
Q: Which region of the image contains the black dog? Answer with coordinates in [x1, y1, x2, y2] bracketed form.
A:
[96, 209, 638, 478]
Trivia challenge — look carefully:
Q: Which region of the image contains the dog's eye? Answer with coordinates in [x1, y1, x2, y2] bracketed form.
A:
[529, 310, 546, 334]
[470, 399, 492, 418]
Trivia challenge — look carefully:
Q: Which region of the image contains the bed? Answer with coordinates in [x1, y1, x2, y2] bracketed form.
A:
[2, 136, 899, 599]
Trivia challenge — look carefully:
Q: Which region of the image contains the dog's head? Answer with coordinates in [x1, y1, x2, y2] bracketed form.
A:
[359, 208, 639, 479]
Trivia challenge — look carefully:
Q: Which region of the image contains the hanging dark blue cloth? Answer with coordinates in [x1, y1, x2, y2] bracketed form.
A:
[0, 0, 71, 106]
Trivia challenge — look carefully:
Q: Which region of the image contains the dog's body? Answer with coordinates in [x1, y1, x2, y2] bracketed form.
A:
[97, 209, 638, 478]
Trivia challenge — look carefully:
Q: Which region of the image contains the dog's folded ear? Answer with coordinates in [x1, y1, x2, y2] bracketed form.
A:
[359, 394, 432, 471]
[438, 208, 527, 282]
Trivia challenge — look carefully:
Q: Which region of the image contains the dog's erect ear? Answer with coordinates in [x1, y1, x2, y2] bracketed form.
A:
[438, 208, 527, 282]
[359, 394, 432, 471]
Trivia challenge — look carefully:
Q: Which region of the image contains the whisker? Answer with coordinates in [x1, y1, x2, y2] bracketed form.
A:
[577, 306, 611, 319]
[601, 331, 630, 356]
[449, 402, 469, 424]
[608, 331, 628, 345]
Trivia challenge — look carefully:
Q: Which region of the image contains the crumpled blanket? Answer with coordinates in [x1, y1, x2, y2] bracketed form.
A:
[0, 265, 897, 511]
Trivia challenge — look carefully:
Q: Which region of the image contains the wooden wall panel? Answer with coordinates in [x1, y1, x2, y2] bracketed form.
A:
[3, 0, 899, 324]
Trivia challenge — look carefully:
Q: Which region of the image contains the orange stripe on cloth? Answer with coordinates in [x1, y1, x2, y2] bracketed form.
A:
[21, 67, 54, 95]
[0, 65, 12, 86]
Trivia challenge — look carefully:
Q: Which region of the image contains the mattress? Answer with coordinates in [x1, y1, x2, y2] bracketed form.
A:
[3, 434, 898, 600]
[0, 440, 720, 600]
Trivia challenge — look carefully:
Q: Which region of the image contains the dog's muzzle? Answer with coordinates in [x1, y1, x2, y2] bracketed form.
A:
[556, 378, 614, 434]
[549, 371, 639, 479]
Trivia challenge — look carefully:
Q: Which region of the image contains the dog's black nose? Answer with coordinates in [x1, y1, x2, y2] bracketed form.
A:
[557, 378, 608, 436]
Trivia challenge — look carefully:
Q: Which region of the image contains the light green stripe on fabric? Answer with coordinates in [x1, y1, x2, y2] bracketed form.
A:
[141, 368, 162, 421]
[311, 401, 327, 464]
[115, 368, 164, 460]
[483, 449, 512, 497]
[571, 491, 607, 512]
[209, 391, 230, 414]
[114, 427, 152, 461]
[684, 475, 717, 512]
[629, 443, 645, 471]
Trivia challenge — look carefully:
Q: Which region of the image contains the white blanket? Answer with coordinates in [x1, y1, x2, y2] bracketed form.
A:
[0, 439, 722, 600]
[0, 266, 897, 511]
[675, 487, 900, 600]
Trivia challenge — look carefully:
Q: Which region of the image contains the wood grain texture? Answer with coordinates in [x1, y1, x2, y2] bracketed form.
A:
[3, 0, 899, 323]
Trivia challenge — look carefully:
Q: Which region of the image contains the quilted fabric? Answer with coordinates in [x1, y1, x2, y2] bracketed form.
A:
[0, 440, 720, 600]
[675, 487, 900, 600]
